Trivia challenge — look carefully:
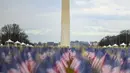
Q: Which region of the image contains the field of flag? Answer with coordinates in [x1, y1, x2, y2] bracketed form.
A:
[0, 46, 130, 73]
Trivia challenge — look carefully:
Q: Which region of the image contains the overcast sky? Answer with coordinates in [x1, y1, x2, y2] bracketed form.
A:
[0, 0, 130, 43]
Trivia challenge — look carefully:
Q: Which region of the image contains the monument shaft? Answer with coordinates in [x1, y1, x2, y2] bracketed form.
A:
[61, 0, 70, 47]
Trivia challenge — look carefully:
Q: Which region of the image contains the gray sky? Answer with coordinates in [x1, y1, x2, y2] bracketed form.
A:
[0, 0, 130, 43]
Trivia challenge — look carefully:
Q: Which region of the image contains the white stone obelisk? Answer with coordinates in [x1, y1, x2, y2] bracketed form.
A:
[60, 0, 70, 47]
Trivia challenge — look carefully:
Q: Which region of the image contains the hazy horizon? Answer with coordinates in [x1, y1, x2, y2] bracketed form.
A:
[0, 0, 130, 43]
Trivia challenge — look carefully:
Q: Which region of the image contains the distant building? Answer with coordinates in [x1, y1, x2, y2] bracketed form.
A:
[47, 42, 58, 47]
[70, 41, 90, 48]
[34, 42, 58, 47]
[47, 42, 54, 47]
[90, 41, 98, 46]
[70, 41, 80, 48]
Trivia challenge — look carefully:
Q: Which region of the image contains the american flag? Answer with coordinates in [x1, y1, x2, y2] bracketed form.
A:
[97, 53, 106, 70]
[87, 48, 95, 61]
[101, 53, 112, 73]
[125, 49, 130, 73]
[75, 53, 92, 73]
[111, 53, 121, 73]
[60, 57, 68, 68]
[6, 54, 21, 73]
[92, 50, 103, 68]
[70, 57, 80, 70]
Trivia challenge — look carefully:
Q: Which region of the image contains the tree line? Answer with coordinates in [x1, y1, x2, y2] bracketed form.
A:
[0, 24, 31, 44]
[98, 30, 130, 46]
[1, 24, 130, 47]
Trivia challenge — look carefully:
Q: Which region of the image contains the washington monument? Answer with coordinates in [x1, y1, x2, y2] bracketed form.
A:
[60, 0, 70, 47]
